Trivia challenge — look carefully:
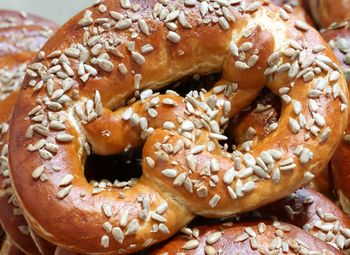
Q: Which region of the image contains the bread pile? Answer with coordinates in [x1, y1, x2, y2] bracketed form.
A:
[2, 0, 350, 254]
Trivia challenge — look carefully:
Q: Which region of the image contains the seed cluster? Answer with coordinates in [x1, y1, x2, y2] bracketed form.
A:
[170, 221, 336, 255]
[12, 0, 347, 252]
[0, 12, 54, 245]
[249, 191, 350, 253]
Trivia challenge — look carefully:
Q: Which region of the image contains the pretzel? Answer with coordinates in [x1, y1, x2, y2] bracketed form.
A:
[308, 0, 350, 29]
[319, 21, 350, 215]
[55, 188, 350, 254]
[149, 220, 341, 254]
[8, 0, 349, 254]
[0, 9, 57, 255]
[255, 188, 350, 253]
[229, 93, 334, 197]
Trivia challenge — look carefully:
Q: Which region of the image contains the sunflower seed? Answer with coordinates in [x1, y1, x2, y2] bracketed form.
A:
[32, 166, 45, 180]
[56, 133, 74, 142]
[295, 20, 309, 31]
[131, 51, 145, 65]
[102, 202, 113, 218]
[98, 59, 114, 72]
[115, 19, 132, 29]
[183, 239, 199, 250]
[118, 63, 128, 75]
[209, 194, 221, 208]
[101, 235, 109, 248]
[138, 19, 150, 36]
[112, 227, 124, 244]
[206, 232, 222, 245]
[235, 232, 249, 242]
[57, 185, 72, 199]
[167, 31, 181, 43]
[59, 174, 74, 187]
[161, 169, 178, 178]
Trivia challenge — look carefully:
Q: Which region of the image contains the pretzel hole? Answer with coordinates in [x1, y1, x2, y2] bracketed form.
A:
[84, 73, 221, 187]
[85, 147, 142, 186]
[228, 89, 282, 147]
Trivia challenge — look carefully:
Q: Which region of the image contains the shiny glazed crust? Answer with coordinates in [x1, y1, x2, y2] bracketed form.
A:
[149, 221, 341, 254]
[321, 23, 350, 215]
[255, 188, 350, 253]
[0, 9, 57, 255]
[308, 0, 350, 29]
[229, 94, 334, 197]
[8, 0, 349, 254]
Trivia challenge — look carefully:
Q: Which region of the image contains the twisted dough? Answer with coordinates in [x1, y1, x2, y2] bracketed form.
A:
[229, 93, 334, 197]
[322, 22, 350, 215]
[8, 0, 348, 254]
[308, 0, 350, 29]
[0, 9, 57, 255]
[149, 220, 341, 254]
[255, 188, 350, 253]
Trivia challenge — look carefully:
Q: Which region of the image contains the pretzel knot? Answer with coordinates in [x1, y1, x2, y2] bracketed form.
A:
[8, 0, 348, 254]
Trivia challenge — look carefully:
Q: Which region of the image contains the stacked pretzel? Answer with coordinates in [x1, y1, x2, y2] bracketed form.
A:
[3, 0, 350, 254]
[0, 10, 57, 255]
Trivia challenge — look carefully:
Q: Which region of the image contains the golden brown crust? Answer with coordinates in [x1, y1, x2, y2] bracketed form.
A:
[0, 9, 57, 255]
[308, 0, 350, 29]
[320, 23, 350, 215]
[229, 94, 335, 197]
[331, 128, 350, 214]
[322, 23, 350, 84]
[8, 1, 349, 254]
[254, 188, 350, 252]
[229, 92, 280, 145]
[149, 220, 342, 254]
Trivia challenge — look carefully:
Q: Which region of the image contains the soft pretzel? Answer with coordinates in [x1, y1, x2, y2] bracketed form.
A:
[55, 188, 350, 254]
[229, 91, 280, 145]
[149, 220, 341, 254]
[322, 22, 350, 83]
[229, 92, 334, 197]
[0, 9, 57, 255]
[318, 22, 350, 215]
[307, 0, 350, 29]
[254, 188, 350, 253]
[8, 0, 349, 254]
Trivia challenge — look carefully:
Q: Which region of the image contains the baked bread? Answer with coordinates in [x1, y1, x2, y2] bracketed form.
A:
[7, 0, 349, 254]
[319, 22, 350, 215]
[308, 0, 350, 29]
[255, 188, 350, 253]
[0, 9, 57, 255]
[229, 92, 334, 198]
[149, 220, 342, 254]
